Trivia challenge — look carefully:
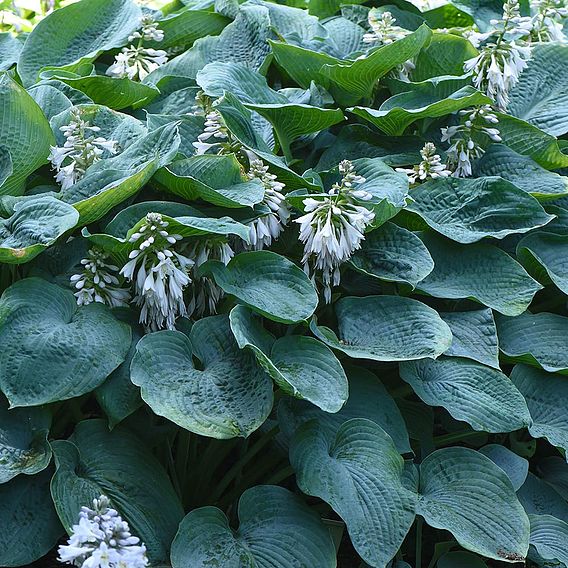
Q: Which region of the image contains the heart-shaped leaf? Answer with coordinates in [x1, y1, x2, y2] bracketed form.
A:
[51, 419, 184, 562]
[170, 485, 336, 568]
[204, 251, 318, 324]
[400, 357, 531, 433]
[0, 278, 131, 407]
[230, 305, 348, 413]
[528, 514, 568, 567]
[290, 418, 417, 567]
[417, 447, 530, 562]
[311, 295, 452, 362]
[131, 315, 274, 439]
[0, 195, 79, 264]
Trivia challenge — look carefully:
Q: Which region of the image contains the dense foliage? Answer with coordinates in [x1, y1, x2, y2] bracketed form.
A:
[1, 0, 568, 566]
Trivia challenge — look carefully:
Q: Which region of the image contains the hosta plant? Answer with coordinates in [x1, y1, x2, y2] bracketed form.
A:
[2, 0, 568, 566]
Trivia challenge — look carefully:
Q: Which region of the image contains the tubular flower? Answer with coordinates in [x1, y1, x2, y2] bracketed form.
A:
[58, 495, 148, 568]
[48, 109, 118, 190]
[441, 105, 501, 177]
[70, 248, 130, 308]
[363, 10, 409, 44]
[106, 14, 167, 81]
[530, 0, 568, 42]
[121, 213, 193, 331]
[186, 239, 234, 318]
[245, 159, 290, 250]
[295, 160, 374, 303]
[396, 142, 452, 184]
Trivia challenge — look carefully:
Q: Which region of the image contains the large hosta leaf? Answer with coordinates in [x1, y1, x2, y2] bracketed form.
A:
[290, 418, 417, 567]
[350, 221, 434, 286]
[270, 24, 432, 106]
[0, 33, 21, 71]
[516, 232, 568, 295]
[508, 43, 568, 137]
[17, 0, 141, 86]
[440, 309, 499, 369]
[400, 357, 531, 433]
[407, 177, 553, 244]
[51, 420, 183, 562]
[350, 84, 490, 136]
[311, 295, 452, 362]
[417, 233, 541, 316]
[518, 473, 568, 522]
[0, 398, 51, 483]
[0, 469, 64, 567]
[0, 278, 131, 406]
[171, 485, 336, 568]
[131, 315, 273, 439]
[417, 447, 530, 562]
[278, 364, 411, 454]
[511, 364, 568, 455]
[229, 306, 348, 413]
[479, 444, 528, 491]
[0, 74, 54, 195]
[495, 311, 568, 373]
[204, 251, 318, 324]
[0, 195, 78, 264]
[474, 145, 568, 200]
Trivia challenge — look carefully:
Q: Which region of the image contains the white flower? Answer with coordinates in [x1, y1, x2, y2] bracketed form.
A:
[295, 160, 374, 303]
[192, 110, 229, 155]
[441, 105, 501, 177]
[530, 0, 568, 41]
[396, 142, 452, 184]
[58, 495, 148, 568]
[106, 46, 168, 81]
[186, 240, 234, 318]
[120, 213, 193, 331]
[70, 248, 130, 308]
[128, 14, 165, 43]
[48, 109, 118, 190]
[363, 10, 409, 44]
[244, 160, 290, 250]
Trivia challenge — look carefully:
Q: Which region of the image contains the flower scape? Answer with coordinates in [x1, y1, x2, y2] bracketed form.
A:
[1, 0, 568, 567]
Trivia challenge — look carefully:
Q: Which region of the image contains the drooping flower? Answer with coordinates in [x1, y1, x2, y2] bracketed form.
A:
[106, 14, 167, 81]
[48, 109, 118, 190]
[463, 0, 532, 110]
[441, 105, 501, 177]
[530, 0, 568, 42]
[70, 248, 130, 308]
[192, 110, 229, 155]
[363, 10, 409, 44]
[186, 239, 234, 318]
[244, 160, 290, 250]
[396, 142, 452, 184]
[120, 213, 193, 331]
[58, 495, 148, 568]
[295, 160, 374, 303]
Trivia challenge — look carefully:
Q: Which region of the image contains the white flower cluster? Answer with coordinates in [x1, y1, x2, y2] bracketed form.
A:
[396, 142, 452, 184]
[464, 0, 532, 110]
[186, 239, 234, 318]
[192, 110, 229, 155]
[121, 213, 193, 331]
[70, 248, 130, 308]
[363, 10, 409, 44]
[48, 110, 118, 190]
[245, 160, 290, 250]
[58, 495, 148, 568]
[296, 160, 374, 303]
[441, 105, 501, 177]
[530, 0, 568, 42]
[107, 14, 168, 81]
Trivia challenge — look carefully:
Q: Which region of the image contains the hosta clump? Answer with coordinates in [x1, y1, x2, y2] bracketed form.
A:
[3, 0, 568, 567]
